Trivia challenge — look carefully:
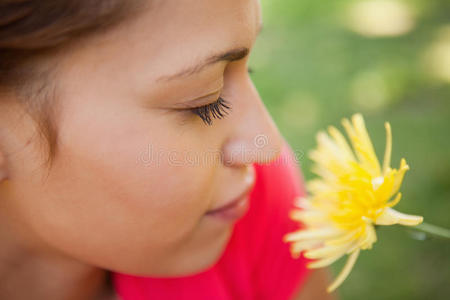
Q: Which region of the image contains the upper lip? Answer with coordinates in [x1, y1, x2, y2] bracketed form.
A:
[206, 184, 254, 214]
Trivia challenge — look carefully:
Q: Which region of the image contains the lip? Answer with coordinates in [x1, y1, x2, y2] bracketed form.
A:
[205, 166, 255, 222]
[206, 185, 252, 213]
[205, 186, 252, 221]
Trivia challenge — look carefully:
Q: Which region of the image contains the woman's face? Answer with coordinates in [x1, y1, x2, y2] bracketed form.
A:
[0, 0, 283, 276]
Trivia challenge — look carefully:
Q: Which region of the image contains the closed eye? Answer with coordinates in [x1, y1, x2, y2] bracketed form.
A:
[190, 97, 231, 126]
[185, 66, 253, 126]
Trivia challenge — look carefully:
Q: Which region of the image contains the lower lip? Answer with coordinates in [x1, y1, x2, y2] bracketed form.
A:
[205, 194, 250, 222]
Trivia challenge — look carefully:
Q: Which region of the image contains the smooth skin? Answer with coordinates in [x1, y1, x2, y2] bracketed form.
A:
[0, 0, 336, 299]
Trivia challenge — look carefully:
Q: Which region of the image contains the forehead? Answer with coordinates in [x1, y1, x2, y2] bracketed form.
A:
[144, 0, 262, 47]
[63, 0, 261, 82]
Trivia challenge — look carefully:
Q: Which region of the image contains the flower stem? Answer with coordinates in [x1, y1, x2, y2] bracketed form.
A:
[408, 222, 450, 240]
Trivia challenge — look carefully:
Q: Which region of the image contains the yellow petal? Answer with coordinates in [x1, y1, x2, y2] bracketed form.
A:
[328, 125, 357, 162]
[283, 227, 341, 242]
[290, 240, 323, 256]
[389, 158, 409, 198]
[382, 122, 392, 175]
[342, 114, 382, 177]
[326, 249, 360, 293]
[293, 197, 312, 209]
[375, 207, 423, 226]
[385, 192, 402, 208]
[307, 252, 344, 269]
[304, 242, 354, 259]
[356, 223, 377, 250]
[325, 229, 360, 247]
[289, 210, 326, 223]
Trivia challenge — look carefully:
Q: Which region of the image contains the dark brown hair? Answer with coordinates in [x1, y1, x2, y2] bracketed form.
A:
[0, 0, 144, 168]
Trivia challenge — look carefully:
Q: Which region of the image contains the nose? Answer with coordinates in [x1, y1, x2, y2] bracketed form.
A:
[221, 78, 284, 168]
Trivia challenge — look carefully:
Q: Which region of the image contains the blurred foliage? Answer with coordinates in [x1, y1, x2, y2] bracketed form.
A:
[250, 0, 450, 299]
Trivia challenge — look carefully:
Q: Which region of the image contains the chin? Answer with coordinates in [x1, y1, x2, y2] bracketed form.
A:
[160, 226, 233, 277]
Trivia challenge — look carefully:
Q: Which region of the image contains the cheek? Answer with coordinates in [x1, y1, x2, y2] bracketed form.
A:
[52, 125, 215, 243]
[10, 108, 220, 273]
[11, 134, 217, 272]
[55, 94, 215, 230]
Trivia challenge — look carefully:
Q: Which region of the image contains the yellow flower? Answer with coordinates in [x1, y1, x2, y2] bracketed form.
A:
[283, 113, 423, 293]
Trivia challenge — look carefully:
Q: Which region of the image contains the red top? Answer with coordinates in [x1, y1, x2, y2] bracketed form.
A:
[112, 142, 311, 300]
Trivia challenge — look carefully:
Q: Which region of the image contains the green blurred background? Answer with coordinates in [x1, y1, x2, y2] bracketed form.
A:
[250, 0, 450, 299]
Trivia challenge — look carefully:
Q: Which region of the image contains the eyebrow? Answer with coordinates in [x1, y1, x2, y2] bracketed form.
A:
[157, 24, 263, 82]
[157, 47, 249, 82]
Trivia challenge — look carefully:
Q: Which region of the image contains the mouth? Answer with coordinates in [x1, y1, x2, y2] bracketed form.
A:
[205, 182, 254, 222]
[206, 186, 251, 214]
[205, 165, 255, 222]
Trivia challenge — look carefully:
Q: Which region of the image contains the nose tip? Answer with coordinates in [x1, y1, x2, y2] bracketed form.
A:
[222, 130, 284, 167]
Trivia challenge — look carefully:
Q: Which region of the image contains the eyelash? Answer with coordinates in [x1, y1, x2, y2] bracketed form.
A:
[189, 67, 253, 126]
[190, 97, 232, 126]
